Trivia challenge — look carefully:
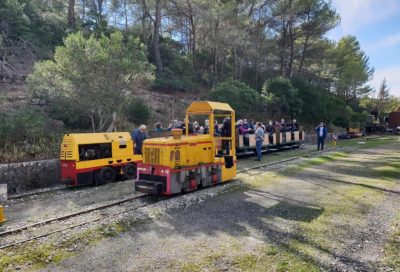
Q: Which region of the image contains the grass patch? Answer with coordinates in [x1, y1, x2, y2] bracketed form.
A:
[381, 215, 400, 270]
[0, 227, 104, 271]
[0, 217, 151, 271]
[232, 245, 321, 272]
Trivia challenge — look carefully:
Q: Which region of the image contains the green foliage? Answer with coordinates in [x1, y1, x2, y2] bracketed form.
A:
[263, 77, 303, 119]
[0, 106, 63, 162]
[124, 98, 151, 125]
[334, 36, 374, 99]
[153, 38, 196, 92]
[208, 79, 261, 118]
[27, 31, 155, 131]
[0, 0, 30, 38]
[0, 0, 66, 56]
[0, 107, 46, 145]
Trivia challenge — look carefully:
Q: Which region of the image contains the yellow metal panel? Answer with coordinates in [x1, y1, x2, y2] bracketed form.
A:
[222, 160, 237, 182]
[0, 205, 6, 223]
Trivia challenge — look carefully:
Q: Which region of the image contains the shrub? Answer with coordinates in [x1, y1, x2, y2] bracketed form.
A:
[124, 98, 151, 126]
[208, 79, 262, 118]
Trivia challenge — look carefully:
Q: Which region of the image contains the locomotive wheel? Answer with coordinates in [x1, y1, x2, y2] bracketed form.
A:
[123, 163, 137, 180]
[95, 167, 116, 185]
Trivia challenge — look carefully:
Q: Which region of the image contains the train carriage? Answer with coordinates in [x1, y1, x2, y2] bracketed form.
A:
[135, 101, 236, 195]
[236, 128, 305, 156]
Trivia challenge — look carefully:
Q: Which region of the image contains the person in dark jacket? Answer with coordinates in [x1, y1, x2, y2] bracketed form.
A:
[221, 117, 231, 154]
[315, 122, 327, 150]
[132, 125, 147, 154]
[292, 119, 299, 131]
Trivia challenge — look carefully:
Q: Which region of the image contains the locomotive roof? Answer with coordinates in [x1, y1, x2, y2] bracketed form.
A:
[63, 132, 132, 144]
[186, 101, 234, 114]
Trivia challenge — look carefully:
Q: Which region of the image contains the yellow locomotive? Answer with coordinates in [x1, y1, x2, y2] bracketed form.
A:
[60, 132, 142, 186]
[135, 101, 236, 195]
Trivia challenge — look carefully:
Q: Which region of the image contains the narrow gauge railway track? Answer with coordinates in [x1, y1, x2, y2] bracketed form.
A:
[7, 143, 356, 202]
[0, 193, 156, 250]
[0, 145, 352, 250]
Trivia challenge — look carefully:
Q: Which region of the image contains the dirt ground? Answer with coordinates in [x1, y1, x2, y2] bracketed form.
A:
[30, 138, 399, 272]
[1, 138, 399, 271]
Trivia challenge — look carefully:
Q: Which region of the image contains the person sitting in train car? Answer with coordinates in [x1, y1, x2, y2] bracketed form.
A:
[255, 122, 265, 161]
[155, 122, 163, 132]
[172, 120, 179, 129]
[193, 121, 201, 134]
[243, 119, 251, 132]
[238, 119, 251, 145]
[292, 119, 299, 131]
[132, 124, 147, 154]
[285, 120, 293, 132]
[248, 119, 255, 131]
[221, 117, 231, 154]
[199, 126, 205, 134]
[167, 121, 173, 131]
[266, 120, 274, 142]
[204, 119, 210, 134]
[280, 118, 286, 133]
[214, 120, 221, 135]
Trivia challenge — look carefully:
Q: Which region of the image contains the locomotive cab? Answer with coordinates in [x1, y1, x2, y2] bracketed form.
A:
[135, 101, 237, 195]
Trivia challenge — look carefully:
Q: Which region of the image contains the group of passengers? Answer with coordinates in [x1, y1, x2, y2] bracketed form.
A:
[236, 118, 299, 161]
[155, 119, 230, 136]
[237, 118, 299, 136]
[133, 118, 298, 159]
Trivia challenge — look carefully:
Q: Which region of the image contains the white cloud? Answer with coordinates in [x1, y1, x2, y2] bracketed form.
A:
[365, 32, 400, 52]
[371, 65, 400, 97]
[332, 0, 400, 35]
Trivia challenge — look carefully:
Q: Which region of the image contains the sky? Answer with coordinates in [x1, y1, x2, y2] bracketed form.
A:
[327, 0, 400, 97]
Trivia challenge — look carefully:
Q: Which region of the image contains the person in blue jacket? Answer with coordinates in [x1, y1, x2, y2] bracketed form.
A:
[132, 125, 147, 154]
[315, 122, 327, 150]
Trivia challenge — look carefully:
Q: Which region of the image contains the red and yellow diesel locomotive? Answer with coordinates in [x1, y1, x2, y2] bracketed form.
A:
[135, 101, 237, 195]
[60, 132, 142, 186]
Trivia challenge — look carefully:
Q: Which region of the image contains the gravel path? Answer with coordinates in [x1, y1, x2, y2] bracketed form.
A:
[38, 141, 400, 272]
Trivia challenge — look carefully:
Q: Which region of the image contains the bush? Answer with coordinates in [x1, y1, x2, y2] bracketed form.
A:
[47, 96, 92, 129]
[263, 77, 302, 119]
[208, 79, 262, 118]
[124, 98, 151, 126]
[0, 107, 46, 146]
[0, 107, 63, 162]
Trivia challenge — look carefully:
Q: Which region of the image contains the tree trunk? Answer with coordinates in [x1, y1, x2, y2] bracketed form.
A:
[90, 113, 96, 132]
[153, 0, 163, 74]
[298, 34, 309, 74]
[280, 18, 287, 77]
[124, 0, 128, 30]
[68, 0, 76, 30]
[288, 23, 294, 77]
[81, 0, 85, 22]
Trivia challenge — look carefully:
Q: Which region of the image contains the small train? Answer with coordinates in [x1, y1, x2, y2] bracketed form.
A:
[135, 101, 237, 195]
[59, 101, 305, 193]
[60, 132, 142, 186]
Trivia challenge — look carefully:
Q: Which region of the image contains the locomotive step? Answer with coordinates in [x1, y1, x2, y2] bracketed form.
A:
[135, 180, 165, 195]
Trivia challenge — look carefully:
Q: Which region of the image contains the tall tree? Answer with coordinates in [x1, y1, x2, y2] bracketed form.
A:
[68, 0, 76, 30]
[334, 35, 374, 100]
[376, 78, 390, 119]
[28, 32, 155, 131]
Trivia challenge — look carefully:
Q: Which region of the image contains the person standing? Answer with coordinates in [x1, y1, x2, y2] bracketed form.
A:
[132, 125, 147, 154]
[221, 117, 231, 155]
[255, 122, 264, 161]
[315, 122, 327, 150]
